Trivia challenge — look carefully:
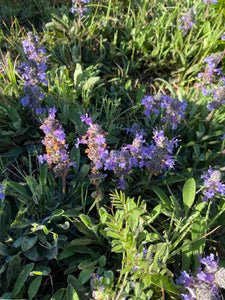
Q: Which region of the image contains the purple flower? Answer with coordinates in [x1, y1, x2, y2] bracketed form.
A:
[142, 93, 187, 129]
[39, 107, 75, 176]
[177, 253, 224, 300]
[71, 0, 89, 16]
[178, 8, 196, 35]
[19, 32, 47, 115]
[77, 114, 108, 173]
[0, 185, 5, 200]
[201, 167, 225, 200]
[204, 0, 218, 3]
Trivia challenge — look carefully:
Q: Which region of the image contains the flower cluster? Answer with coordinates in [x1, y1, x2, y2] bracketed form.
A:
[147, 129, 179, 174]
[201, 167, 225, 201]
[133, 248, 153, 272]
[19, 32, 47, 115]
[90, 272, 127, 300]
[0, 184, 5, 201]
[76, 114, 108, 172]
[178, 8, 196, 35]
[176, 253, 225, 299]
[71, 0, 89, 16]
[76, 112, 179, 189]
[196, 53, 225, 111]
[39, 107, 75, 176]
[203, 0, 218, 4]
[104, 148, 136, 190]
[90, 273, 106, 299]
[141, 93, 187, 129]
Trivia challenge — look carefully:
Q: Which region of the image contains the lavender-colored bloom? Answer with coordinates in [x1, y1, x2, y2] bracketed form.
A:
[204, 0, 218, 4]
[197, 52, 225, 111]
[0, 185, 5, 200]
[221, 33, 225, 41]
[177, 253, 224, 300]
[133, 247, 154, 273]
[178, 8, 196, 35]
[147, 129, 178, 174]
[198, 253, 219, 273]
[141, 94, 161, 116]
[71, 0, 89, 16]
[203, 54, 221, 70]
[21, 96, 29, 107]
[201, 167, 225, 200]
[207, 86, 225, 110]
[77, 114, 108, 173]
[90, 272, 106, 299]
[19, 32, 47, 115]
[39, 107, 75, 176]
[142, 93, 187, 129]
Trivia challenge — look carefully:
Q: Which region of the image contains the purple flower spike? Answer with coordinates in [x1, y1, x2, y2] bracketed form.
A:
[178, 8, 196, 35]
[19, 32, 47, 115]
[39, 107, 75, 176]
[201, 167, 225, 201]
[0, 185, 5, 201]
[141, 93, 187, 129]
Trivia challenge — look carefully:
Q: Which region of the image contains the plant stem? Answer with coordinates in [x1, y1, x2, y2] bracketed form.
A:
[205, 108, 215, 122]
[62, 175, 66, 201]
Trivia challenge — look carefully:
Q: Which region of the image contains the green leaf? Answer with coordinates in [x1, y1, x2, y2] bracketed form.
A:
[183, 178, 196, 216]
[39, 164, 48, 189]
[51, 288, 67, 300]
[70, 146, 80, 173]
[147, 204, 162, 224]
[182, 239, 192, 272]
[83, 76, 101, 90]
[21, 235, 38, 251]
[0, 208, 10, 241]
[98, 256, 106, 267]
[49, 209, 64, 222]
[28, 276, 42, 300]
[67, 284, 79, 300]
[70, 237, 98, 246]
[80, 214, 93, 226]
[31, 266, 51, 276]
[106, 231, 122, 239]
[99, 207, 108, 223]
[74, 63, 83, 87]
[192, 216, 207, 271]
[7, 255, 21, 287]
[0, 243, 9, 256]
[78, 267, 95, 284]
[153, 187, 171, 210]
[8, 181, 31, 199]
[12, 263, 34, 297]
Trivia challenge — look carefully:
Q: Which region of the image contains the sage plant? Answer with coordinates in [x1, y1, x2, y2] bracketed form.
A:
[19, 32, 47, 115]
[177, 253, 224, 300]
[39, 107, 75, 199]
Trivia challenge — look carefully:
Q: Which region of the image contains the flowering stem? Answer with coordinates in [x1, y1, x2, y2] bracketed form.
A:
[211, 148, 225, 164]
[147, 171, 153, 186]
[205, 108, 215, 122]
[78, 3, 82, 28]
[62, 175, 66, 201]
[115, 271, 129, 300]
[217, 48, 225, 65]
[204, 5, 209, 19]
[194, 89, 199, 103]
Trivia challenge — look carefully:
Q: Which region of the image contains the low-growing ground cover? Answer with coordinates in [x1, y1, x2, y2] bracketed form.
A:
[1, 0, 225, 299]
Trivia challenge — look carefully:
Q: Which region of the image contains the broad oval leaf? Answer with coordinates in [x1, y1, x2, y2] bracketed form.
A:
[183, 178, 196, 216]
[22, 235, 38, 251]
